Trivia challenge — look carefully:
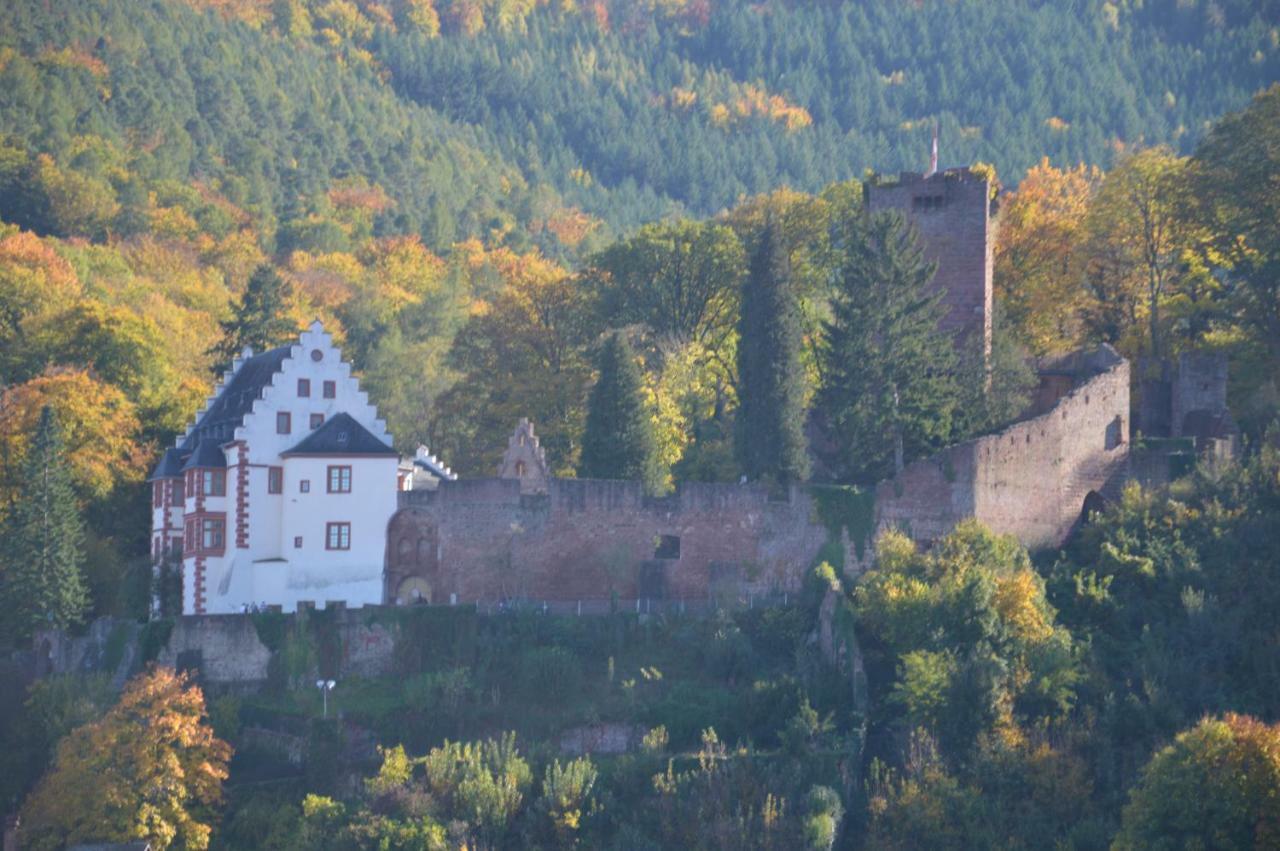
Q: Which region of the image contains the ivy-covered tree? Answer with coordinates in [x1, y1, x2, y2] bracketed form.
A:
[0, 405, 88, 644]
[579, 333, 661, 491]
[734, 219, 810, 485]
[817, 211, 959, 483]
[211, 264, 298, 371]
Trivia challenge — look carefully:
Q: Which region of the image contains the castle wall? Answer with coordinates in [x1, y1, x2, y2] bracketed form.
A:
[1172, 352, 1230, 437]
[866, 169, 994, 354]
[876, 346, 1130, 550]
[385, 479, 836, 604]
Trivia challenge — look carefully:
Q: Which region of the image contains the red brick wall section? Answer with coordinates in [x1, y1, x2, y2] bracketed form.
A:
[233, 442, 249, 549]
[193, 477, 207, 614]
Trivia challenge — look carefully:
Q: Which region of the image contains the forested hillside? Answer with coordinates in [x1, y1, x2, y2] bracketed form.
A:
[1, 0, 1277, 257]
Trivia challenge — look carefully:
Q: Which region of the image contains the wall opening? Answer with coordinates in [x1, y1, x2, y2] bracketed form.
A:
[1105, 416, 1124, 450]
[654, 535, 680, 560]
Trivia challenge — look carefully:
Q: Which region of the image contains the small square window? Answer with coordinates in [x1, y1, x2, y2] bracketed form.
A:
[299, 479, 310, 494]
[297, 378, 311, 397]
[268, 466, 283, 494]
[310, 413, 324, 430]
[276, 411, 291, 434]
[294, 536, 303, 549]
[322, 380, 336, 399]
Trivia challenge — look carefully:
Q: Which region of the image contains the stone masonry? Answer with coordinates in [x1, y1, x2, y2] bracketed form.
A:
[866, 168, 995, 358]
[385, 479, 837, 605]
[875, 345, 1130, 550]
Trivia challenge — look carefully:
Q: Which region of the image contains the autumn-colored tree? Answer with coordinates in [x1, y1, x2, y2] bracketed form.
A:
[0, 230, 84, 375]
[1081, 147, 1197, 360]
[994, 158, 1100, 354]
[1114, 713, 1280, 850]
[20, 666, 232, 851]
[0, 368, 145, 504]
[436, 246, 594, 475]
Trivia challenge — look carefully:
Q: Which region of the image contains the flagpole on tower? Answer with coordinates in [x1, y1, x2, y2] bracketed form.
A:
[927, 120, 939, 176]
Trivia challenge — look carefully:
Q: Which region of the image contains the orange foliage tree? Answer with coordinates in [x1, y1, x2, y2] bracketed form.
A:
[19, 666, 232, 851]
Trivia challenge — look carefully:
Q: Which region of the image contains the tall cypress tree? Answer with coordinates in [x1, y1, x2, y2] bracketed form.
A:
[579, 333, 661, 491]
[818, 210, 960, 483]
[735, 220, 810, 484]
[0, 406, 88, 643]
[210, 264, 298, 371]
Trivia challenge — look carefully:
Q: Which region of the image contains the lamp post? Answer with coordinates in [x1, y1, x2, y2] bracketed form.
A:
[316, 679, 336, 718]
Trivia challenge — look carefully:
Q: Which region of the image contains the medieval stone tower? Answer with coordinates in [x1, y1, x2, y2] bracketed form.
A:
[865, 167, 995, 359]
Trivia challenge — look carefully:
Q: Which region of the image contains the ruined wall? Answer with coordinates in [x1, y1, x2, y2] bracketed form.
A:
[866, 168, 994, 354]
[1172, 352, 1230, 438]
[876, 346, 1130, 550]
[385, 479, 837, 604]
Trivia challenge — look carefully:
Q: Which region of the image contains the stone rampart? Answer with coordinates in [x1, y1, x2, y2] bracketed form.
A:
[385, 479, 838, 605]
[876, 345, 1130, 550]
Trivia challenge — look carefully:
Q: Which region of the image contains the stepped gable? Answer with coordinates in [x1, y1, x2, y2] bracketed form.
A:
[281, 412, 396, 456]
[497, 418, 551, 494]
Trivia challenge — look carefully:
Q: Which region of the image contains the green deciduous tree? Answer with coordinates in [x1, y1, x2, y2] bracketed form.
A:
[0, 406, 88, 644]
[735, 219, 810, 485]
[579, 333, 662, 491]
[1114, 713, 1280, 851]
[817, 211, 959, 483]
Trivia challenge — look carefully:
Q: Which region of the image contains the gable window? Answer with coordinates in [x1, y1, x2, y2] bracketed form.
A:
[276, 412, 292, 434]
[268, 466, 283, 494]
[326, 522, 351, 550]
[300, 479, 311, 494]
[172, 480, 184, 505]
[310, 413, 324, 430]
[322, 380, 336, 399]
[201, 517, 225, 551]
[327, 465, 352, 493]
[201, 470, 226, 497]
[297, 378, 311, 397]
[294, 536, 303, 548]
[153, 481, 163, 508]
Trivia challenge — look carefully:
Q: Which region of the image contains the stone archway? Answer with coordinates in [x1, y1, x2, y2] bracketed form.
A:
[384, 511, 440, 604]
[1080, 490, 1107, 525]
[396, 576, 433, 605]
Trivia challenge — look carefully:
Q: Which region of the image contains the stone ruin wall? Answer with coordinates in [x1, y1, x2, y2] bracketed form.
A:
[385, 478, 837, 605]
[876, 347, 1131, 550]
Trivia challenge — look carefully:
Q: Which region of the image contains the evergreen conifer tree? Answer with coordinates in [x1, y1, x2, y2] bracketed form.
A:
[818, 211, 960, 483]
[211, 264, 297, 371]
[735, 220, 810, 484]
[579, 333, 661, 491]
[0, 406, 88, 643]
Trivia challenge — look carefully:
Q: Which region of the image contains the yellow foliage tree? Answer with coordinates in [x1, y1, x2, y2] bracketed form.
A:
[19, 666, 232, 851]
[0, 368, 146, 503]
[994, 158, 1101, 354]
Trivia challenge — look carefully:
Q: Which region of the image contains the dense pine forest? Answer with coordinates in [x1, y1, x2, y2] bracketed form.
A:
[2, 0, 1280, 848]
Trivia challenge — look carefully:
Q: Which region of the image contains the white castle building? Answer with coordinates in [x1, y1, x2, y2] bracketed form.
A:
[149, 321, 398, 615]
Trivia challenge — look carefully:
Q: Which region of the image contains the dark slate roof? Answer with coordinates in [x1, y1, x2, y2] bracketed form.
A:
[178, 346, 292, 451]
[149, 447, 189, 481]
[282, 412, 395, 457]
[181, 440, 227, 471]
